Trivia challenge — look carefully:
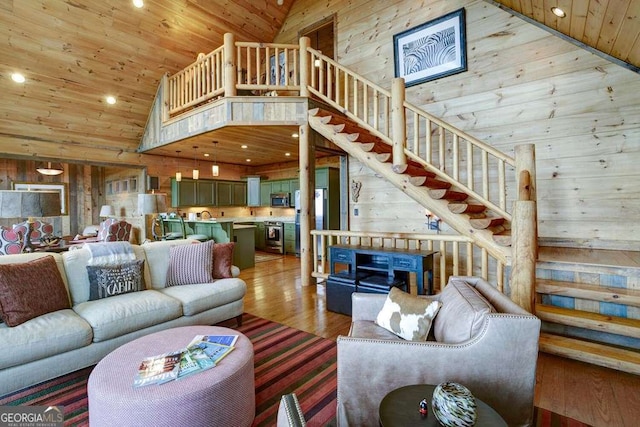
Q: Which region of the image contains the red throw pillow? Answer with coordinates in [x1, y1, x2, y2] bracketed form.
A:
[0, 256, 71, 327]
[212, 242, 235, 279]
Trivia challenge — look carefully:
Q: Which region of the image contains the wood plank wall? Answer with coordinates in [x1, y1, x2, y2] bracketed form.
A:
[276, 0, 640, 250]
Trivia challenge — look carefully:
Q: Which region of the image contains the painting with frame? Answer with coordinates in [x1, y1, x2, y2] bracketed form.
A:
[393, 8, 467, 87]
[12, 182, 68, 215]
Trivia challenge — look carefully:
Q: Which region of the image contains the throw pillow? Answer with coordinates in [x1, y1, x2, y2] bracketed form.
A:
[86, 260, 146, 301]
[212, 242, 235, 279]
[166, 240, 214, 286]
[375, 287, 442, 341]
[0, 256, 71, 327]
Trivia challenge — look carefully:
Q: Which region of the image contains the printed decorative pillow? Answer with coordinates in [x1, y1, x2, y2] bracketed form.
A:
[166, 240, 214, 286]
[375, 287, 442, 341]
[212, 242, 235, 279]
[86, 260, 145, 301]
[0, 256, 71, 327]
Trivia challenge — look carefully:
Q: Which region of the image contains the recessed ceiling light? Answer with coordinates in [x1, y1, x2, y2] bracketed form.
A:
[11, 73, 25, 83]
[292, 133, 299, 138]
[285, 152, 291, 157]
[106, 96, 117, 105]
[133, 0, 144, 8]
[204, 153, 210, 157]
[241, 145, 248, 149]
[246, 159, 251, 162]
[551, 7, 566, 18]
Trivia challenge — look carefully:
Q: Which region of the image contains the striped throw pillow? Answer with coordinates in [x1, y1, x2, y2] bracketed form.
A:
[166, 240, 214, 286]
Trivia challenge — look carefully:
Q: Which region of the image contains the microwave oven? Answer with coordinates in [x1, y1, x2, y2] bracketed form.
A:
[270, 193, 290, 207]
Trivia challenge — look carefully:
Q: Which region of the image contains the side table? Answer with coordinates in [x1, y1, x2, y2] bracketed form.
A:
[379, 384, 507, 427]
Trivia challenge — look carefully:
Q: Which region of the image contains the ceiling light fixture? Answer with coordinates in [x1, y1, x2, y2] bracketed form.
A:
[133, 0, 144, 8]
[241, 145, 248, 149]
[36, 162, 64, 176]
[192, 146, 199, 180]
[551, 7, 566, 18]
[106, 95, 117, 105]
[246, 159, 251, 163]
[285, 152, 291, 157]
[212, 141, 219, 177]
[292, 133, 299, 138]
[175, 150, 182, 182]
[11, 73, 25, 83]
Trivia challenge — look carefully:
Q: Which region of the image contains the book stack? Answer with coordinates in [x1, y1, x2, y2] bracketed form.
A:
[133, 334, 238, 387]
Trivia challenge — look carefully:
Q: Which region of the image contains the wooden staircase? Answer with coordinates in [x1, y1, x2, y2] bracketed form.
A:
[308, 107, 512, 264]
[534, 253, 640, 375]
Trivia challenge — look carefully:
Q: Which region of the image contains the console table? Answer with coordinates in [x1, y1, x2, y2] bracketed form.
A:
[329, 245, 437, 295]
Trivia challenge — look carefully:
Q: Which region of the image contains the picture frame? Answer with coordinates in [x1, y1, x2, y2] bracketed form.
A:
[393, 8, 467, 87]
[12, 182, 68, 215]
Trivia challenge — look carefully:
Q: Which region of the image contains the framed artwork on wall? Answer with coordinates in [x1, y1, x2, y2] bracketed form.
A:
[12, 182, 68, 215]
[393, 8, 467, 87]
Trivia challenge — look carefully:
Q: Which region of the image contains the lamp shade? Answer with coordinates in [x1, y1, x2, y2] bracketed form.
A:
[138, 193, 167, 215]
[0, 190, 61, 218]
[99, 205, 115, 217]
[36, 162, 64, 176]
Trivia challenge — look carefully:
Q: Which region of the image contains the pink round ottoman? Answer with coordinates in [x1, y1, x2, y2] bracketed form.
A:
[88, 326, 254, 427]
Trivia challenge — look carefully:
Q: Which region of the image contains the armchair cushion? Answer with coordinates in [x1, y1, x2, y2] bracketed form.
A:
[375, 287, 441, 341]
[433, 278, 495, 344]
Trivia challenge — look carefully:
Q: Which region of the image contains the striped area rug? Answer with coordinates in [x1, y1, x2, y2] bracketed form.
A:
[0, 314, 590, 427]
[0, 314, 336, 427]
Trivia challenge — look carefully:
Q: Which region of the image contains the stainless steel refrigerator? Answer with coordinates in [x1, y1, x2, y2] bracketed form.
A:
[294, 189, 326, 256]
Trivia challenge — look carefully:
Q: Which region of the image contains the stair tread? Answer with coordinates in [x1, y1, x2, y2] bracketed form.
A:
[536, 304, 640, 338]
[537, 279, 640, 307]
[539, 332, 640, 375]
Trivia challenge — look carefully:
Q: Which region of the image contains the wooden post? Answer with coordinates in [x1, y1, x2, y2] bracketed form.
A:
[223, 33, 236, 96]
[299, 36, 310, 97]
[391, 78, 406, 168]
[161, 73, 170, 123]
[299, 122, 316, 286]
[510, 143, 538, 313]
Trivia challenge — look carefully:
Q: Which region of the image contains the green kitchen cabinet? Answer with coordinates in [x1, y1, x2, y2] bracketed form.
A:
[315, 168, 328, 189]
[255, 222, 266, 250]
[197, 180, 216, 205]
[260, 182, 271, 207]
[284, 222, 295, 255]
[271, 180, 290, 194]
[171, 179, 197, 207]
[289, 179, 299, 196]
[247, 177, 260, 207]
[233, 182, 247, 206]
[216, 181, 233, 206]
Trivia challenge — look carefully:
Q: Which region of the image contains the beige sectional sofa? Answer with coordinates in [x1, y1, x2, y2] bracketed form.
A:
[0, 239, 246, 396]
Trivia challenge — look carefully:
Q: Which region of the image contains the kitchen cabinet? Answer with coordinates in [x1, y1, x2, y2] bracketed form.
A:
[233, 182, 247, 206]
[316, 168, 328, 189]
[260, 182, 271, 207]
[197, 180, 216, 206]
[216, 181, 246, 206]
[247, 177, 260, 207]
[171, 179, 197, 207]
[232, 224, 255, 270]
[270, 180, 290, 194]
[172, 178, 247, 207]
[255, 222, 265, 250]
[284, 222, 295, 255]
[289, 179, 299, 197]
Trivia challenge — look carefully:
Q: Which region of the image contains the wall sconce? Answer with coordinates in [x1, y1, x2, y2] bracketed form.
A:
[425, 210, 441, 233]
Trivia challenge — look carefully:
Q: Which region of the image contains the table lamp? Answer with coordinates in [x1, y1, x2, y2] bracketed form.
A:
[0, 190, 62, 252]
[99, 204, 115, 218]
[138, 193, 167, 241]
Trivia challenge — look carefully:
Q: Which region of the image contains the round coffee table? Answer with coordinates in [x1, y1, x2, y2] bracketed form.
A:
[88, 326, 255, 427]
[379, 384, 507, 427]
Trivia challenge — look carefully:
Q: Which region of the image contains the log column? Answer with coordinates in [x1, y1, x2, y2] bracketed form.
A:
[299, 37, 310, 98]
[299, 122, 316, 286]
[510, 144, 537, 313]
[223, 33, 236, 96]
[391, 78, 407, 168]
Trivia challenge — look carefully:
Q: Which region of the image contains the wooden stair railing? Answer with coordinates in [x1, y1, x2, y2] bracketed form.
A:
[308, 106, 512, 265]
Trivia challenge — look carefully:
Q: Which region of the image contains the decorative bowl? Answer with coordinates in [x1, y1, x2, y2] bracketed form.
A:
[432, 382, 477, 427]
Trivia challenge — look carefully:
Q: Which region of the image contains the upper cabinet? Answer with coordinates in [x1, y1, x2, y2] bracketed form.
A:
[171, 178, 245, 207]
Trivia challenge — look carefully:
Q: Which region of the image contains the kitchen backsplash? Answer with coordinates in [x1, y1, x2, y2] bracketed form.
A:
[178, 206, 295, 221]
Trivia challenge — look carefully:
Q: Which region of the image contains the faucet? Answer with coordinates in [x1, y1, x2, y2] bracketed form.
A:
[200, 210, 212, 219]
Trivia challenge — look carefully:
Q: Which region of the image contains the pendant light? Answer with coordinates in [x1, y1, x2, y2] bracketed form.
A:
[175, 150, 182, 182]
[192, 146, 199, 180]
[36, 161, 64, 176]
[212, 141, 219, 177]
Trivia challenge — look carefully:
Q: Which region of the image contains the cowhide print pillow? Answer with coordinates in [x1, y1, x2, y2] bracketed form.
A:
[375, 287, 442, 341]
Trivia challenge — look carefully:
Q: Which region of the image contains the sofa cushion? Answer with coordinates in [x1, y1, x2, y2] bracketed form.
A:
[72, 290, 182, 342]
[0, 309, 92, 370]
[63, 244, 150, 305]
[375, 287, 441, 341]
[349, 320, 402, 341]
[166, 240, 214, 286]
[158, 278, 247, 316]
[212, 242, 235, 279]
[0, 255, 71, 326]
[433, 278, 496, 344]
[87, 260, 146, 301]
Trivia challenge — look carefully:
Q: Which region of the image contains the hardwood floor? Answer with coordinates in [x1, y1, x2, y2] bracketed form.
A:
[239, 255, 640, 427]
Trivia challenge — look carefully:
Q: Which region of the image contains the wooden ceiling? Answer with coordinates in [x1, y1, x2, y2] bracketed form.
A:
[490, 0, 640, 72]
[1, 0, 638, 168]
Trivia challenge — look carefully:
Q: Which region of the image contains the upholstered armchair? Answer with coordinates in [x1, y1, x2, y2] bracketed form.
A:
[103, 220, 132, 242]
[0, 226, 22, 255]
[12, 220, 54, 243]
[336, 276, 541, 427]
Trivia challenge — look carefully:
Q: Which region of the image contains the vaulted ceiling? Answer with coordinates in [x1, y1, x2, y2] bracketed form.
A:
[0, 0, 638, 167]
